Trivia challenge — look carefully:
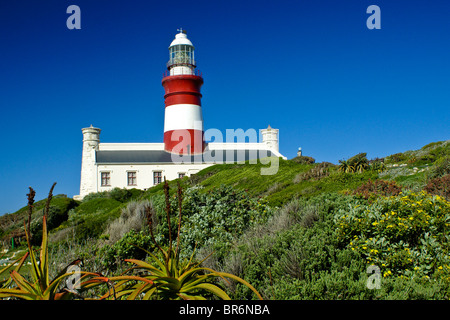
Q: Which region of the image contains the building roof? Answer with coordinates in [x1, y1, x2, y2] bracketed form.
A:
[96, 149, 274, 164]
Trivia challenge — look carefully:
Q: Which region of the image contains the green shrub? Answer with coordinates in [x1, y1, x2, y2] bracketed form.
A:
[29, 197, 78, 245]
[153, 185, 273, 260]
[65, 198, 123, 240]
[386, 153, 408, 164]
[335, 191, 450, 283]
[209, 191, 450, 300]
[209, 193, 362, 299]
[370, 161, 386, 173]
[75, 198, 122, 216]
[293, 162, 332, 183]
[428, 157, 450, 179]
[101, 230, 154, 270]
[291, 156, 315, 164]
[82, 188, 143, 203]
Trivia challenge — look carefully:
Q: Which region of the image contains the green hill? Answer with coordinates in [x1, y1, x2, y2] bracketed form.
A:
[1, 140, 449, 299]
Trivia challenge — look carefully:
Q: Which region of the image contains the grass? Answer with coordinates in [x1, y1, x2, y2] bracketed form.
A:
[192, 158, 379, 207]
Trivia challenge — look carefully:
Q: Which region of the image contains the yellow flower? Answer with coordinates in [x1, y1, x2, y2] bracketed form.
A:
[372, 222, 379, 226]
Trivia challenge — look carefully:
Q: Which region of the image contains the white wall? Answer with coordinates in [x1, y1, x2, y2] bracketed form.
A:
[95, 162, 213, 192]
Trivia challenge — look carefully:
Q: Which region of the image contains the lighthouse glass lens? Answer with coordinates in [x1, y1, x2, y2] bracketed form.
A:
[170, 45, 194, 66]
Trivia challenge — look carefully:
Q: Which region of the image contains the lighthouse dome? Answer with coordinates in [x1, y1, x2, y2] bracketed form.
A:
[169, 31, 194, 48]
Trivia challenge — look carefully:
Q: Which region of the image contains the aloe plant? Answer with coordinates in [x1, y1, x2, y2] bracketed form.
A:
[0, 184, 111, 300]
[102, 180, 263, 300]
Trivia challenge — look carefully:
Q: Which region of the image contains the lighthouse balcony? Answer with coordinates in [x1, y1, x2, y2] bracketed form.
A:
[163, 69, 203, 78]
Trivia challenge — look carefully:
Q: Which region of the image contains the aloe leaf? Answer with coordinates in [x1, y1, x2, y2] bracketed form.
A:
[0, 251, 29, 288]
[10, 271, 39, 297]
[177, 292, 207, 300]
[143, 286, 157, 300]
[180, 275, 211, 291]
[124, 259, 165, 276]
[218, 272, 263, 300]
[189, 283, 231, 300]
[39, 215, 49, 289]
[0, 288, 36, 300]
[109, 275, 153, 283]
[23, 221, 41, 284]
[0, 251, 29, 276]
[127, 282, 153, 300]
[180, 267, 229, 285]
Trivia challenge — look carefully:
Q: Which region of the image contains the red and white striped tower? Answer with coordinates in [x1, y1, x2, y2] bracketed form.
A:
[162, 29, 205, 155]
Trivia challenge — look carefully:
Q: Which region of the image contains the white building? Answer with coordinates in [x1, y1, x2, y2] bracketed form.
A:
[74, 30, 286, 200]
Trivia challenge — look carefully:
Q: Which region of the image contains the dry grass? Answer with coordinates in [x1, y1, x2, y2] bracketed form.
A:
[104, 200, 151, 245]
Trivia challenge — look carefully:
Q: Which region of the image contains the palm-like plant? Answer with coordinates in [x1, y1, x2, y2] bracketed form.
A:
[102, 180, 263, 300]
[338, 160, 354, 173]
[339, 153, 370, 174]
[354, 158, 369, 173]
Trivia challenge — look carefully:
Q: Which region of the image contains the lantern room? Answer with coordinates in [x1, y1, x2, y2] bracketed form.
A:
[167, 29, 196, 75]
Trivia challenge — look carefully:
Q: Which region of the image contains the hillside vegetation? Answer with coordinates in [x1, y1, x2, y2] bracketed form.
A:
[1, 140, 449, 299]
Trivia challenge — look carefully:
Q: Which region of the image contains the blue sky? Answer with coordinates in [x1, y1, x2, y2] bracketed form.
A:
[0, 0, 449, 214]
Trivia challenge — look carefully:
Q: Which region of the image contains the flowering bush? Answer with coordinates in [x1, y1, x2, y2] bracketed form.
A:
[335, 191, 450, 282]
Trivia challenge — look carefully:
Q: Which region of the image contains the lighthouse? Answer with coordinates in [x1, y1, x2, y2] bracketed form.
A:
[162, 29, 205, 155]
[74, 29, 287, 200]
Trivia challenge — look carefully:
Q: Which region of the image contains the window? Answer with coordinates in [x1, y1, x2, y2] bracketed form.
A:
[101, 172, 110, 187]
[153, 171, 162, 185]
[127, 171, 137, 186]
[178, 172, 186, 179]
